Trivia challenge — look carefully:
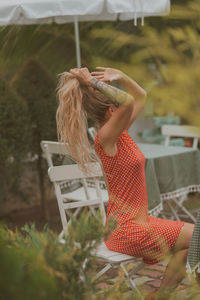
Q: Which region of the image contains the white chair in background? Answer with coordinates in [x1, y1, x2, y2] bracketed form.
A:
[161, 125, 200, 222]
[48, 162, 144, 299]
[41, 140, 71, 167]
[161, 125, 200, 148]
[41, 140, 83, 198]
[40, 140, 108, 201]
[88, 127, 97, 141]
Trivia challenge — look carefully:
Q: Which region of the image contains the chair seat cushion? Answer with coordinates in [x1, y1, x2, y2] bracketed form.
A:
[95, 242, 136, 263]
[62, 187, 108, 203]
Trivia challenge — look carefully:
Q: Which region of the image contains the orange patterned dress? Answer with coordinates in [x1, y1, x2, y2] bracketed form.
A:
[94, 130, 184, 264]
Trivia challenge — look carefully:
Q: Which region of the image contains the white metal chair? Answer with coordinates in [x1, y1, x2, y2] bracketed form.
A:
[88, 127, 97, 142]
[40, 140, 69, 168]
[41, 140, 108, 200]
[161, 125, 200, 149]
[161, 125, 200, 222]
[41, 140, 109, 226]
[48, 162, 144, 299]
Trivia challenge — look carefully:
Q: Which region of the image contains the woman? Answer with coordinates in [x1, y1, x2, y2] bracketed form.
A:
[56, 67, 194, 299]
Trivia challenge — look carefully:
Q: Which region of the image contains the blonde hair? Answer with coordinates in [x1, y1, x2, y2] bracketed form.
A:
[56, 71, 117, 172]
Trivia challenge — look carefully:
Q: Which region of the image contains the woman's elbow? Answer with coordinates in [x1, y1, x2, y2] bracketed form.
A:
[141, 88, 147, 99]
[138, 89, 147, 107]
[126, 89, 146, 109]
[126, 95, 135, 108]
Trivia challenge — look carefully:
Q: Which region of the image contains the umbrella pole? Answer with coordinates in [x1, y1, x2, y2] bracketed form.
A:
[74, 16, 81, 68]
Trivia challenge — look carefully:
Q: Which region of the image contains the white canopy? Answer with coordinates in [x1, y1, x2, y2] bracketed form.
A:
[0, 0, 170, 66]
[0, 0, 170, 25]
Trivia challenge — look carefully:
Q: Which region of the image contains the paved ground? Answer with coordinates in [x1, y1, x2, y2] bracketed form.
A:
[129, 258, 189, 293]
[97, 256, 192, 298]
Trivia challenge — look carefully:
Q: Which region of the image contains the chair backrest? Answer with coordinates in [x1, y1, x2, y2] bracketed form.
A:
[161, 125, 200, 148]
[88, 127, 97, 142]
[40, 140, 70, 167]
[41, 140, 98, 203]
[48, 163, 107, 235]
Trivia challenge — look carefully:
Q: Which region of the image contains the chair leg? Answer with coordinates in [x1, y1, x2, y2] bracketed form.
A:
[95, 263, 112, 280]
[173, 198, 196, 223]
[166, 200, 180, 221]
[160, 213, 168, 220]
[59, 230, 66, 244]
[120, 263, 144, 299]
[179, 194, 188, 205]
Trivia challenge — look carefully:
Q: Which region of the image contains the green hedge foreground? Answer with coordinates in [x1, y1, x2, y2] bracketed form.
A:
[0, 213, 200, 300]
[0, 213, 130, 300]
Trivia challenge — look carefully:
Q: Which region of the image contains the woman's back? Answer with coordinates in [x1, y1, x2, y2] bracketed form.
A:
[95, 130, 149, 225]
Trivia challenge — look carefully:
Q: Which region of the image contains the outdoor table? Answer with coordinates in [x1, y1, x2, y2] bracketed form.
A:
[62, 142, 200, 219]
[137, 143, 200, 217]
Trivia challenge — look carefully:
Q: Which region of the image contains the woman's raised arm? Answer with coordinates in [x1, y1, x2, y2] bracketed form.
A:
[91, 67, 146, 149]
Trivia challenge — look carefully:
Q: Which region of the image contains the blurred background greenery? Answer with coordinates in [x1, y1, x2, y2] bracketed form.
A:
[0, 0, 199, 124]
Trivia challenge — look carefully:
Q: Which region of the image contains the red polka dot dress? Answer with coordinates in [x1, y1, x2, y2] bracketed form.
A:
[94, 130, 184, 265]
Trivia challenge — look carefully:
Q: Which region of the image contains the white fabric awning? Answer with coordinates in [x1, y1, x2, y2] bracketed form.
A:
[0, 0, 170, 67]
[0, 0, 170, 25]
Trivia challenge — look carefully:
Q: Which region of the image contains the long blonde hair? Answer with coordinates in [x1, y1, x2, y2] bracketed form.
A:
[56, 72, 117, 172]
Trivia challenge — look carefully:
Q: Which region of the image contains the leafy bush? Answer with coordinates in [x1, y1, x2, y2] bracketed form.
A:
[11, 58, 57, 153]
[1, 211, 200, 300]
[11, 58, 57, 218]
[90, 2, 200, 126]
[0, 212, 124, 300]
[0, 77, 30, 200]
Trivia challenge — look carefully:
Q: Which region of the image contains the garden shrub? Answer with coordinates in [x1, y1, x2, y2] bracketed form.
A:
[0, 212, 122, 300]
[0, 226, 60, 300]
[11, 58, 57, 151]
[0, 77, 30, 201]
[11, 58, 57, 218]
[1, 211, 200, 300]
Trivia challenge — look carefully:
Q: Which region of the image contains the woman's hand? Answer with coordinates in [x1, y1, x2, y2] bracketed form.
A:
[91, 67, 124, 83]
[69, 67, 92, 86]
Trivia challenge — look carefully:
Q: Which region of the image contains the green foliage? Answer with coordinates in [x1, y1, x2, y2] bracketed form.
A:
[0, 212, 124, 300]
[11, 57, 57, 155]
[10, 58, 58, 216]
[0, 24, 74, 80]
[0, 2, 199, 128]
[0, 23, 82, 81]
[0, 77, 30, 200]
[90, 2, 200, 126]
[131, 21, 200, 125]
[1, 213, 200, 300]
[0, 225, 60, 300]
